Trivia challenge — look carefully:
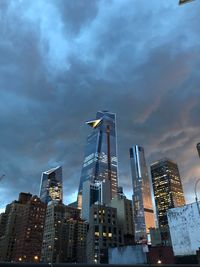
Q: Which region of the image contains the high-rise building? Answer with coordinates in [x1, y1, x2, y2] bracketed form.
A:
[41, 201, 87, 263]
[0, 213, 7, 239]
[0, 193, 46, 262]
[86, 203, 124, 264]
[82, 179, 111, 221]
[0, 193, 32, 262]
[110, 187, 134, 245]
[130, 145, 155, 242]
[78, 111, 118, 210]
[39, 166, 63, 204]
[150, 158, 185, 244]
[196, 143, 200, 158]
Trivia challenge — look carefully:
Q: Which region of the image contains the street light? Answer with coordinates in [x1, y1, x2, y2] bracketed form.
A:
[34, 255, 39, 261]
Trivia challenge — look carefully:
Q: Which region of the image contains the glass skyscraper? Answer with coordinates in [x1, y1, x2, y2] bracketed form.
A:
[78, 111, 118, 209]
[150, 158, 185, 244]
[39, 166, 63, 204]
[130, 145, 155, 242]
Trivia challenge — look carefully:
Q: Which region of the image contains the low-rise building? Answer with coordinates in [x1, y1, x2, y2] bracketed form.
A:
[109, 245, 147, 264]
[167, 201, 200, 257]
[87, 203, 124, 264]
[149, 228, 162, 246]
[110, 187, 134, 245]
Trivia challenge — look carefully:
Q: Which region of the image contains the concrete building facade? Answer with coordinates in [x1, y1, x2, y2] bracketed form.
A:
[110, 188, 134, 245]
[167, 201, 200, 256]
[0, 193, 46, 263]
[82, 179, 111, 221]
[87, 203, 124, 264]
[41, 201, 87, 263]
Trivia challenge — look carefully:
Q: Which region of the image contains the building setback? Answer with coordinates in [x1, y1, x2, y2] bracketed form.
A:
[39, 166, 63, 204]
[78, 111, 118, 210]
[151, 158, 185, 244]
[87, 203, 124, 264]
[41, 201, 87, 263]
[0, 193, 46, 262]
[82, 179, 111, 221]
[110, 187, 134, 245]
[130, 145, 155, 242]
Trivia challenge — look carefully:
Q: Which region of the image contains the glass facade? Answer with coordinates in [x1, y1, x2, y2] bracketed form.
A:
[130, 145, 155, 242]
[39, 166, 63, 204]
[78, 111, 118, 209]
[150, 159, 185, 243]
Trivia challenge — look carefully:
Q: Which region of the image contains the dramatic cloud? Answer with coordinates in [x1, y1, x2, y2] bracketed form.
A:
[0, 0, 200, 211]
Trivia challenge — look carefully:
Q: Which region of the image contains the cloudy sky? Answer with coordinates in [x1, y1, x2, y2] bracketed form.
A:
[0, 0, 200, 212]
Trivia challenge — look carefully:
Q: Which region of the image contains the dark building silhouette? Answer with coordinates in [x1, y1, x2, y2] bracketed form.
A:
[87, 203, 124, 264]
[197, 143, 200, 158]
[0, 193, 46, 262]
[41, 201, 87, 263]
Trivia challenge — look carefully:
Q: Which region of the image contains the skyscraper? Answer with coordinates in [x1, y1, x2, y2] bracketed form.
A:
[196, 143, 200, 158]
[78, 111, 118, 209]
[39, 166, 63, 204]
[130, 145, 155, 242]
[150, 158, 185, 244]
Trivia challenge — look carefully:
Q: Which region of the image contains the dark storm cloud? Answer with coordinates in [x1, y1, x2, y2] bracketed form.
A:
[0, 0, 200, 210]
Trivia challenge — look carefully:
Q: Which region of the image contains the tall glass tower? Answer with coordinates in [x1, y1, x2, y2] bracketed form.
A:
[39, 166, 63, 204]
[130, 145, 155, 242]
[78, 111, 118, 209]
[151, 158, 185, 244]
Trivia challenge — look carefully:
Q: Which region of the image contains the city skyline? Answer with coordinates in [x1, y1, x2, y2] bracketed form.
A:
[0, 0, 200, 212]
